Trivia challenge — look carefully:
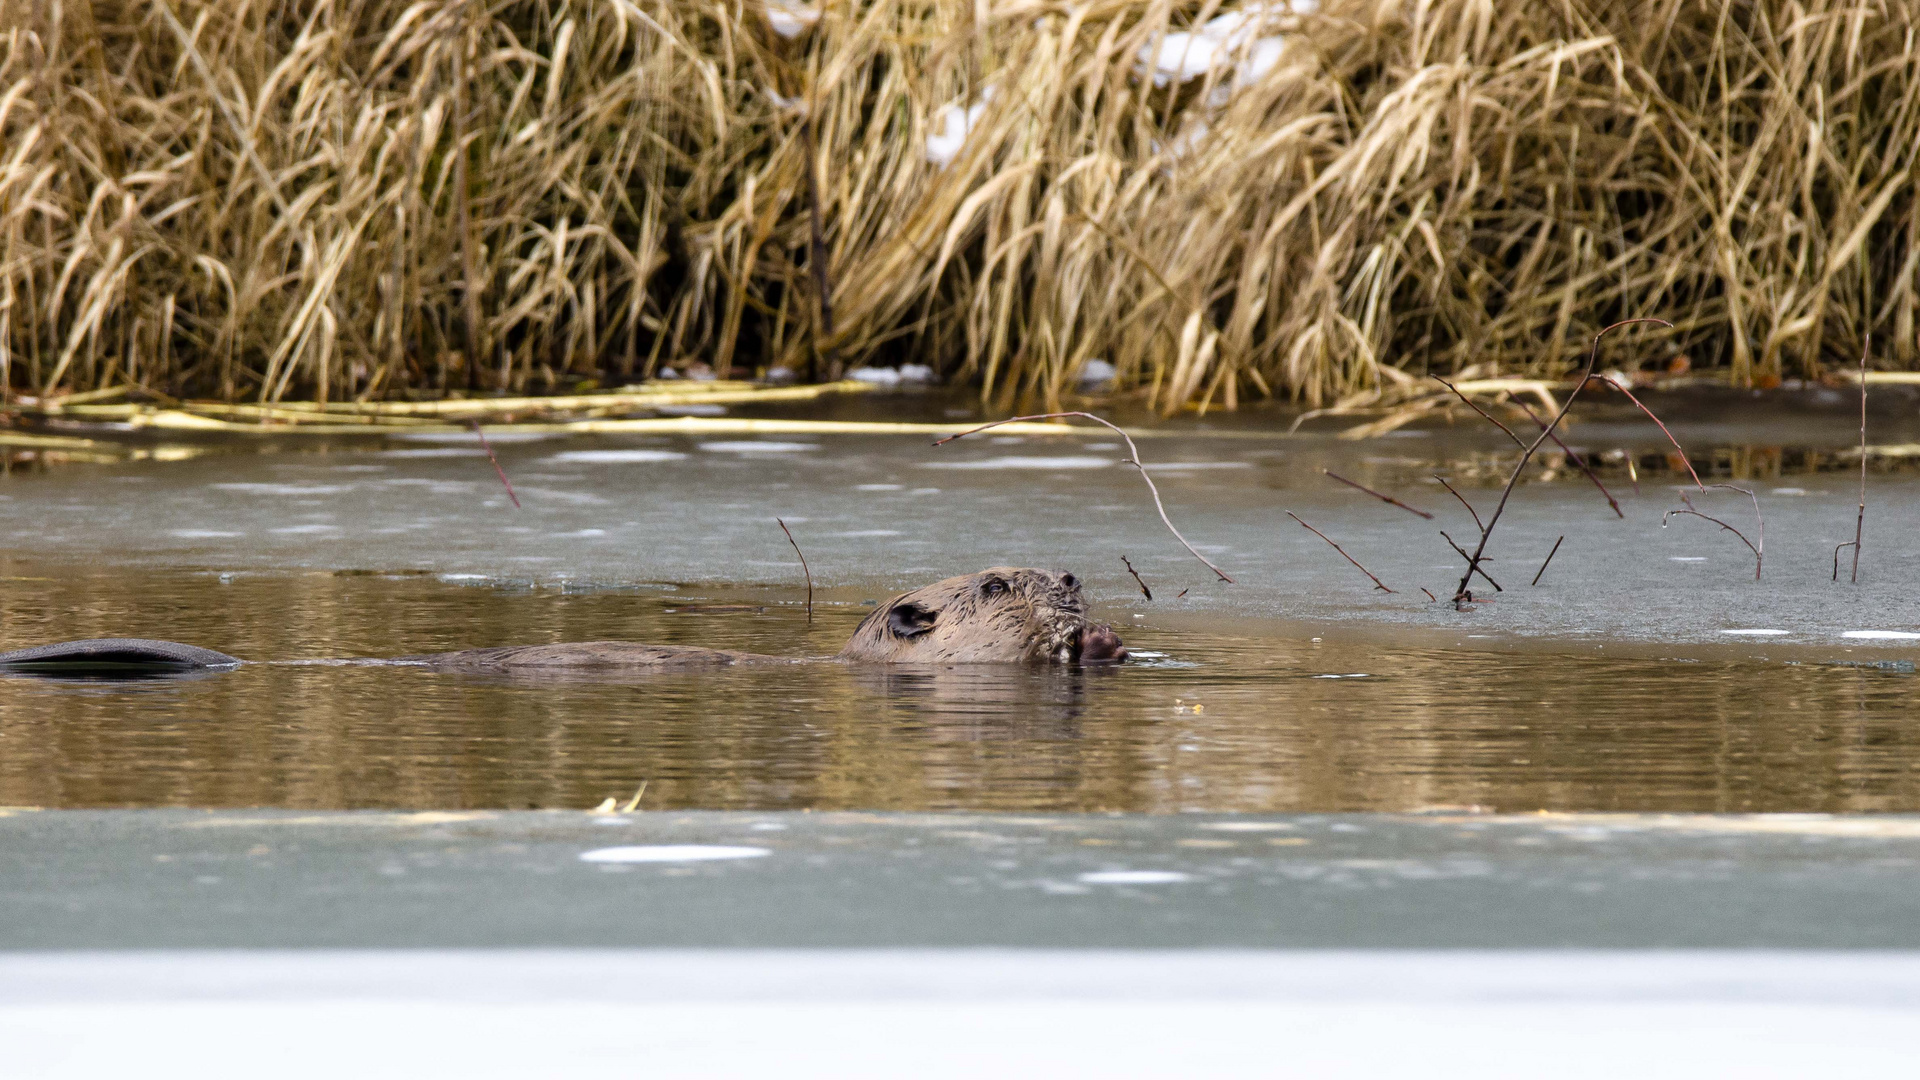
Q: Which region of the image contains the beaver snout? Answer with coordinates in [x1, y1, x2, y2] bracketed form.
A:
[1076, 624, 1128, 663]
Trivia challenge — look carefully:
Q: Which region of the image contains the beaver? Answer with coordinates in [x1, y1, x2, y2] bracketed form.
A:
[0, 567, 1127, 675]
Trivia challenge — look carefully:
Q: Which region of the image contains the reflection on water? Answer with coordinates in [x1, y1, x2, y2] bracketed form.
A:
[2, 565, 1916, 814]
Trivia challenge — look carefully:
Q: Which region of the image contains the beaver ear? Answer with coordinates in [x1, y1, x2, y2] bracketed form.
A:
[887, 602, 937, 638]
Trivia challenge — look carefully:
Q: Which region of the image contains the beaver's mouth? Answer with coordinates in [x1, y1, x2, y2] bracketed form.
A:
[1068, 623, 1128, 664]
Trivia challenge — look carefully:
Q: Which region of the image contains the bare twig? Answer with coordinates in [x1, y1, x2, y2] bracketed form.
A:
[1449, 319, 1672, 605]
[1435, 373, 1623, 518]
[1288, 512, 1393, 592]
[470, 421, 519, 508]
[1663, 492, 1761, 580]
[1176, 589, 1189, 598]
[1421, 587, 1437, 602]
[1513, 400, 1624, 518]
[1531, 536, 1564, 586]
[776, 517, 814, 623]
[1324, 470, 1434, 519]
[936, 413, 1232, 582]
[1120, 556, 1153, 600]
[1432, 376, 1524, 446]
[1440, 530, 1502, 591]
[1713, 484, 1764, 580]
[1432, 475, 1484, 532]
[1591, 374, 1705, 491]
[1835, 337, 1867, 583]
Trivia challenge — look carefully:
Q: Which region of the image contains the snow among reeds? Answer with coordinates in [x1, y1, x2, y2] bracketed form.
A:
[1138, 2, 1311, 88]
[925, 90, 994, 168]
[761, 1, 820, 39]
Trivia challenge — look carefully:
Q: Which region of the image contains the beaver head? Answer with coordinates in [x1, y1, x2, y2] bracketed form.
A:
[838, 567, 1127, 664]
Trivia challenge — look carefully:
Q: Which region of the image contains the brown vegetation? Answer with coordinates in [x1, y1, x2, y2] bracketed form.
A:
[1, 1, 1916, 410]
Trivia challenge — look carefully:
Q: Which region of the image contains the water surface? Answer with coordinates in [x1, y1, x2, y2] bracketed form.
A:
[3, 397, 1918, 812]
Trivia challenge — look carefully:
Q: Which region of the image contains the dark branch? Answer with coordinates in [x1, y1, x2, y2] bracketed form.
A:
[1432, 376, 1523, 446]
[1836, 336, 1868, 583]
[1440, 530, 1502, 591]
[1288, 512, 1393, 593]
[1449, 318, 1672, 605]
[776, 517, 814, 623]
[1531, 536, 1565, 586]
[1432, 475, 1484, 532]
[470, 421, 520, 509]
[1512, 399, 1624, 518]
[1324, 470, 1433, 519]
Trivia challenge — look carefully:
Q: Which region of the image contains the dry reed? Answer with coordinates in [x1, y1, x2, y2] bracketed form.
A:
[2, 1, 1916, 410]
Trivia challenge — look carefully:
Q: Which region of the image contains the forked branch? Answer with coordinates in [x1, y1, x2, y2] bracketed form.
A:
[1447, 318, 1672, 605]
[1662, 490, 1762, 580]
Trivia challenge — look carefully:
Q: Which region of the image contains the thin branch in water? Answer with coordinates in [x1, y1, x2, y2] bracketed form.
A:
[470, 421, 520, 508]
[935, 412, 1232, 582]
[1589, 374, 1704, 491]
[1120, 556, 1153, 600]
[776, 517, 814, 623]
[1449, 318, 1672, 605]
[1432, 475, 1484, 532]
[1288, 512, 1393, 593]
[1435, 373, 1623, 519]
[1512, 400, 1624, 518]
[1421, 587, 1437, 602]
[1325, 470, 1433, 519]
[1712, 484, 1764, 580]
[1176, 589, 1189, 599]
[1532, 536, 1565, 586]
[1440, 530, 1502, 591]
[1663, 493, 1761, 580]
[1432, 376, 1523, 446]
[1835, 337, 1867, 583]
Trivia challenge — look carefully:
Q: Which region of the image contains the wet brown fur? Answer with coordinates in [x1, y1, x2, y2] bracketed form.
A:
[838, 568, 1101, 664]
[405, 568, 1120, 671]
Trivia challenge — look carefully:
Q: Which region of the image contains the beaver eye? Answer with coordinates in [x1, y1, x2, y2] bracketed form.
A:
[981, 578, 1008, 598]
[1059, 573, 1078, 588]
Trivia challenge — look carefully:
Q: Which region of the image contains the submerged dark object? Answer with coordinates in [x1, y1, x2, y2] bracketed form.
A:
[0, 637, 242, 675]
[1, 569, 1126, 677]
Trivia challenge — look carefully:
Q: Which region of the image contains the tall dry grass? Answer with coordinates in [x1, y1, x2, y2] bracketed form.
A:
[0, 0, 1915, 410]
